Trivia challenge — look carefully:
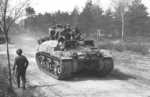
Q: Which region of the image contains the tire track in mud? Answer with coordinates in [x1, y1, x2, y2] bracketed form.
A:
[25, 60, 150, 97]
[112, 66, 150, 90]
[110, 70, 150, 90]
[112, 51, 150, 88]
[27, 64, 150, 97]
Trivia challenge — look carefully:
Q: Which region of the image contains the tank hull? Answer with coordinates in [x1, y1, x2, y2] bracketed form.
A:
[36, 25, 114, 79]
[35, 51, 114, 80]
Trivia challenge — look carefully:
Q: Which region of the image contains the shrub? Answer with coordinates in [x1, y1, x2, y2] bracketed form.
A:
[112, 43, 125, 52]
[97, 41, 149, 55]
[125, 43, 149, 55]
[97, 42, 113, 50]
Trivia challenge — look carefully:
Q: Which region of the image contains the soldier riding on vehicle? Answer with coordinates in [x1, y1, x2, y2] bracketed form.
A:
[49, 26, 56, 40]
[36, 24, 114, 80]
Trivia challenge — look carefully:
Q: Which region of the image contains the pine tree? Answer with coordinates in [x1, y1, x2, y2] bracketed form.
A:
[126, 0, 149, 36]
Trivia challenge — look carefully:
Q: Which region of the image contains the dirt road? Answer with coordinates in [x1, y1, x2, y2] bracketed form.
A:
[1, 33, 150, 97]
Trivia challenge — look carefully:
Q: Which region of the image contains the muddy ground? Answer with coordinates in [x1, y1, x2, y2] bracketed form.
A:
[0, 33, 150, 97]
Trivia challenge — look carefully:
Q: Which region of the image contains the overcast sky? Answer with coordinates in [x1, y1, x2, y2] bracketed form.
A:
[11, 0, 150, 14]
[30, 0, 117, 13]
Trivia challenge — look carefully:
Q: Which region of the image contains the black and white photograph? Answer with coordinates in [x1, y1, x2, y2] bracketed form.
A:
[0, 0, 150, 97]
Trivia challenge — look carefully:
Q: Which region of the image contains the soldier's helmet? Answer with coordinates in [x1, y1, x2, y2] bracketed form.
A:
[16, 48, 22, 55]
[56, 24, 63, 28]
[65, 24, 71, 29]
[51, 25, 56, 29]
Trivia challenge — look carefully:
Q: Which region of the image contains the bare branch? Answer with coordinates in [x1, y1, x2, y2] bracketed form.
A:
[0, 0, 31, 87]
[6, 0, 30, 31]
[7, 0, 30, 17]
[0, 0, 30, 32]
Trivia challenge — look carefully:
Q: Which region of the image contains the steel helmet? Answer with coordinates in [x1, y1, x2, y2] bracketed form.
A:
[16, 48, 22, 55]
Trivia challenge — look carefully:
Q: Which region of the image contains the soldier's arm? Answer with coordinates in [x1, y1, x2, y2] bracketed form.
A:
[25, 57, 29, 69]
[13, 58, 17, 71]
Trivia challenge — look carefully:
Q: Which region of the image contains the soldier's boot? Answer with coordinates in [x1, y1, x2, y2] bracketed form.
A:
[17, 78, 20, 88]
[22, 82, 26, 90]
[17, 84, 20, 88]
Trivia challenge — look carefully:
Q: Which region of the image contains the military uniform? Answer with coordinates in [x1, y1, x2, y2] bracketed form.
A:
[13, 54, 28, 89]
[74, 27, 81, 40]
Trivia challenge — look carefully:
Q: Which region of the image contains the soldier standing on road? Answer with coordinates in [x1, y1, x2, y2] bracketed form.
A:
[13, 49, 29, 89]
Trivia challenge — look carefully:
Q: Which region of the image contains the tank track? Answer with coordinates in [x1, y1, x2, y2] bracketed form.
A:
[97, 57, 114, 77]
[36, 52, 72, 80]
[36, 52, 114, 79]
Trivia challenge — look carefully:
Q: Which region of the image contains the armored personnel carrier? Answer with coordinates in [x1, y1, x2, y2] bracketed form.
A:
[36, 25, 114, 80]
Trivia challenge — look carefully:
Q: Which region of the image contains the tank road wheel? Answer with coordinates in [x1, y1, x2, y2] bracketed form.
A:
[47, 58, 53, 71]
[53, 59, 72, 80]
[48, 62, 53, 71]
[36, 52, 52, 71]
[54, 65, 63, 79]
[36, 52, 43, 70]
[36, 52, 72, 80]
[53, 60, 64, 79]
[97, 58, 114, 77]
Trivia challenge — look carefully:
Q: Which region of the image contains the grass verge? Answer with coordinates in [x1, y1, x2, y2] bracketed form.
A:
[97, 41, 149, 55]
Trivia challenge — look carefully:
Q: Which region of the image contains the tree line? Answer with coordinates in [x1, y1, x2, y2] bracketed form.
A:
[24, 0, 150, 39]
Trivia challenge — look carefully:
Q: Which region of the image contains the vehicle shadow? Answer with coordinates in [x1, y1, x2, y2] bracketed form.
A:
[66, 68, 136, 82]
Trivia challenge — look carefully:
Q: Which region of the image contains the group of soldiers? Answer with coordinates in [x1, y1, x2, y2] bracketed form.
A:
[49, 24, 81, 43]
